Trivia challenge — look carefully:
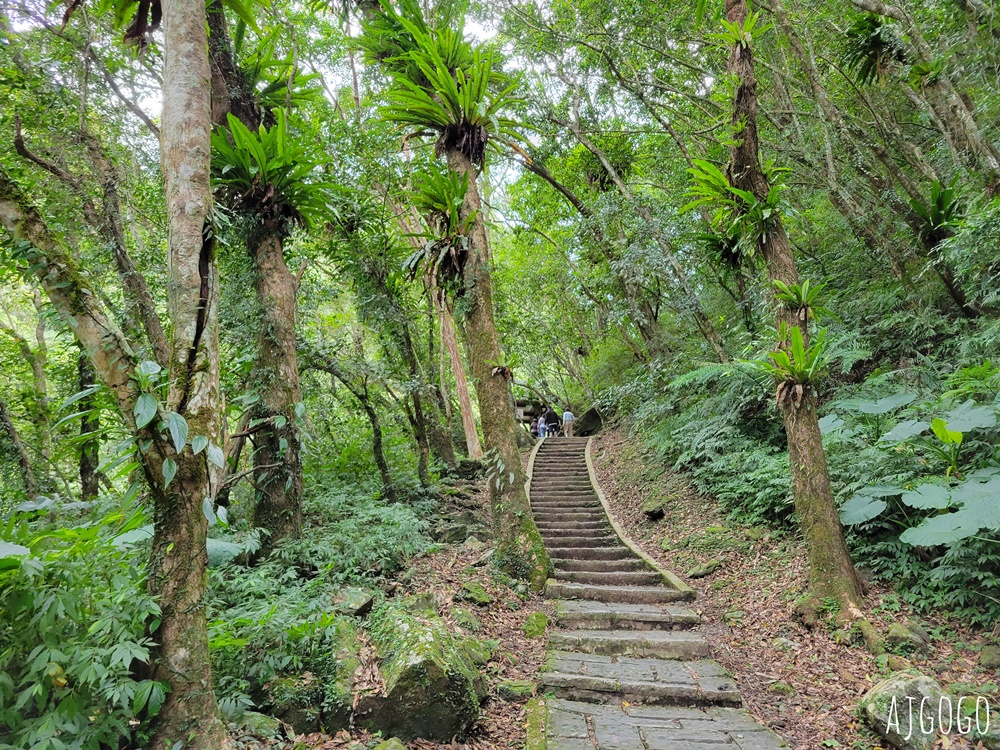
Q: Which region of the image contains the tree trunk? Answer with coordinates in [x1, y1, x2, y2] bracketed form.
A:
[248, 226, 303, 552]
[361, 398, 397, 503]
[446, 147, 550, 588]
[439, 297, 483, 460]
[78, 348, 100, 502]
[0, 396, 38, 498]
[150, 0, 228, 740]
[724, 0, 865, 612]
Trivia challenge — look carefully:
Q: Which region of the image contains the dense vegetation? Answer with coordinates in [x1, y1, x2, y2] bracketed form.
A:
[1, 0, 998, 746]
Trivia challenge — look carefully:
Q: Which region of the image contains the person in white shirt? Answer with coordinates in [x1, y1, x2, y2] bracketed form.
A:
[562, 409, 575, 437]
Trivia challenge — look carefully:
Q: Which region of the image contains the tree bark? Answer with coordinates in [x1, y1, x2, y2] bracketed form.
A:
[446, 147, 550, 588]
[438, 296, 483, 460]
[248, 226, 303, 552]
[724, 0, 865, 612]
[207, 2, 304, 548]
[0, 396, 38, 498]
[78, 347, 100, 502]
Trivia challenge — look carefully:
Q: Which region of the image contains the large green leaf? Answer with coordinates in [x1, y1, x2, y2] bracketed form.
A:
[839, 494, 887, 525]
[900, 484, 951, 509]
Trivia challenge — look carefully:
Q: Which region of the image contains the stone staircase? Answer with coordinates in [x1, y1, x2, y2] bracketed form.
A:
[526, 437, 787, 750]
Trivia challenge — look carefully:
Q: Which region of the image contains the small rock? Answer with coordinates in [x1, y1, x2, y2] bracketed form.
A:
[722, 609, 744, 625]
[457, 580, 492, 606]
[239, 711, 282, 738]
[522, 612, 549, 638]
[402, 592, 443, 614]
[497, 679, 537, 701]
[705, 525, 727, 533]
[768, 680, 794, 696]
[453, 607, 481, 632]
[773, 637, 800, 652]
[464, 536, 487, 552]
[745, 527, 766, 541]
[642, 495, 669, 520]
[860, 669, 945, 750]
[886, 655, 912, 672]
[462, 636, 497, 666]
[686, 559, 723, 579]
[887, 622, 932, 654]
[373, 739, 407, 750]
[331, 587, 375, 617]
[979, 644, 1000, 669]
[433, 523, 468, 544]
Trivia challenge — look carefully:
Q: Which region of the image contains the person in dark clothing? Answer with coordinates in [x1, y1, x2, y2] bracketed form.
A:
[544, 406, 560, 437]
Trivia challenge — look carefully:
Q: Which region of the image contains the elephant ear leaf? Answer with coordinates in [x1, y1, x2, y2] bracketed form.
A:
[899, 512, 980, 546]
[901, 484, 951, 509]
[840, 494, 887, 525]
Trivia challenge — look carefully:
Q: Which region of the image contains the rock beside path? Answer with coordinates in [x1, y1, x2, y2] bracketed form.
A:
[860, 669, 945, 750]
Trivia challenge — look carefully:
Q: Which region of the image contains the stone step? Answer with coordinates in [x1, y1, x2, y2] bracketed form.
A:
[546, 546, 637, 561]
[536, 522, 611, 533]
[552, 557, 646, 573]
[546, 581, 694, 603]
[541, 535, 619, 548]
[531, 483, 595, 491]
[535, 699, 788, 750]
[554, 600, 701, 631]
[533, 512, 607, 523]
[531, 491, 600, 499]
[556, 570, 664, 586]
[548, 629, 710, 660]
[530, 501, 604, 511]
[541, 653, 742, 708]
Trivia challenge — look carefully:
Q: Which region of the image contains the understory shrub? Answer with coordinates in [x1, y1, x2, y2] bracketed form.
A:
[0, 507, 163, 750]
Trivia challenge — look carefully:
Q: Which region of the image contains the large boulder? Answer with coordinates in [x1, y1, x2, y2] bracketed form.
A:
[356, 603, 487, 740]
[859, 669, 945, 750]
[574, 406, 604, 437]
[267, 616, 361, 733]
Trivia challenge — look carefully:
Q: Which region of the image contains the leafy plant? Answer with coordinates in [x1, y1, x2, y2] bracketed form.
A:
[843, 14, 906, 84]
[403, 166, 477, 286]
[756, 325, 830, 408]
[773, 279, 837, 323]
[211, 110, 335, 230]
[0, 509, 165, 749]
[708, 8, 772, 49]
[910, 180, 961, 248]
[684, 158, 787, 250]
[364, 0, 528, 165]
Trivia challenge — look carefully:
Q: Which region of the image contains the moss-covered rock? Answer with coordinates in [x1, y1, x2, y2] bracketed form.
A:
[462, 636, 497, 667]
[453, 606, 482, 632]
[356, 603, 486, 741]
[268, 674, 322, 734]
[457, 580, 492, 606]
[642, 494, 670, 520]
[860, 669, 944, 750]
[373, 740, 407, 750]
[522, 612, 549, 638]
[321, 617, 362, 731]
[239, 711, 282, 738]
[331, 587, 375, 617]
[498, 679, 536, 701]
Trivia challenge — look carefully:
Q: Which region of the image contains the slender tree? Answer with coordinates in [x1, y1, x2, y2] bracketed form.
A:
[717, 0, 872, 636]
[0, 0, 230, 738]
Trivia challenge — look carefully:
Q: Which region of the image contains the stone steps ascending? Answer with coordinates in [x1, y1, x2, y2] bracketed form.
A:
[527, 437, 788, 750]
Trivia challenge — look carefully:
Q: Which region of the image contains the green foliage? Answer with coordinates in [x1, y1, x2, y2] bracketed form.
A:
[0, 509, 164, 749]
[708, 9, 772, 49]
[843, 14, 906, 84]
[773, 279, 836, 323]
[684, 159, 787, 252]
[910, 180, 962, 248]
[365, 0, 527, 164]
[211, 110, 335, 229]
[402, 166, 476, 286]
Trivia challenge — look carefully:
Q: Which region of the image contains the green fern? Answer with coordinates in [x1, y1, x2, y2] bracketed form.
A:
[210, 111, 335, 230]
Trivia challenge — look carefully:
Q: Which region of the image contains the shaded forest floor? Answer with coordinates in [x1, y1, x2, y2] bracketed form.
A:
[237, 475, 552, 750]
[591, 427, 997, 750]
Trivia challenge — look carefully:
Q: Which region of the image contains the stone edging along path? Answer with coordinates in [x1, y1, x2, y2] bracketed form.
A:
[523, 436, 788, 750]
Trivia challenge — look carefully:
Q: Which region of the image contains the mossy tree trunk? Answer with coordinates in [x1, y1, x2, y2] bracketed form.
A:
[445, 147, 550, 587]
[0, 0, 229, 737]
[724, 0, 865, 614]
[248, 224, 303, 552]
[207, 3, 303, 549]
[77, 347, 100, 502]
